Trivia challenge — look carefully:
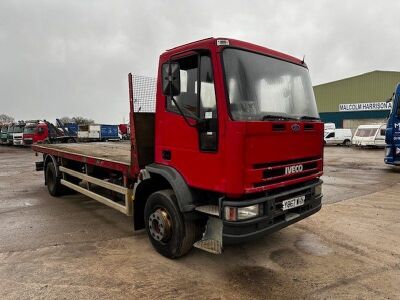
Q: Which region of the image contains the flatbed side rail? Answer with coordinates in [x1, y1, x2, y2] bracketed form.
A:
[59, 166, 133, 216]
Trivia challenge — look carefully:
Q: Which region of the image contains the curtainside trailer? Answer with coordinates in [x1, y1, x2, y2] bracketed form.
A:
[33, 38, 324, 258]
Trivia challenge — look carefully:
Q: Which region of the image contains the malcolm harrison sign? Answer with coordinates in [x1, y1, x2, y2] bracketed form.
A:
[339, 102, 392, 112]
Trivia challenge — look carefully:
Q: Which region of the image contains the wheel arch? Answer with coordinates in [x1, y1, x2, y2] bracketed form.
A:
[133, 164, 196, 230]
[43, 154, 60, 182]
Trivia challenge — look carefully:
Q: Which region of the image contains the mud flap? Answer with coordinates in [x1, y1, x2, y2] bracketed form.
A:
[193, 217, 223, 254]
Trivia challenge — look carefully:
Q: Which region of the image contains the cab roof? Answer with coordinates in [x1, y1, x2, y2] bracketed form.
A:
[163, 37, 304, 66]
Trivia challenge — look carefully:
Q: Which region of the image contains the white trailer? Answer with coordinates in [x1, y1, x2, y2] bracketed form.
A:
[352, 124, 386, 147]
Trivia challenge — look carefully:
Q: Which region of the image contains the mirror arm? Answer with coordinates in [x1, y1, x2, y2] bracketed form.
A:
[170, 96, 199, 128]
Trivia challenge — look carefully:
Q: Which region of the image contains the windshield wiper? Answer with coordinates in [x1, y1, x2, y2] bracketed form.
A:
[262, 115, 297, 121]
[298, 115, 320, 120]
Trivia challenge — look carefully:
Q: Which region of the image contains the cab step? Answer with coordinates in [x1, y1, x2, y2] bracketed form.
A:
[193, 216, 223, 254]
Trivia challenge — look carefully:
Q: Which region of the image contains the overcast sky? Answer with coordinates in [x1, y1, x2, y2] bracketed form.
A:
[1, 0, 400, 124]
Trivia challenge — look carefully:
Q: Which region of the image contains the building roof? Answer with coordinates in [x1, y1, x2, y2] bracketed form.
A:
[313, 70, 400, 113]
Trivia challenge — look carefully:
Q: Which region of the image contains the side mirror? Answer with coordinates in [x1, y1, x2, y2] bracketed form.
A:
[162, 62, 180, 96]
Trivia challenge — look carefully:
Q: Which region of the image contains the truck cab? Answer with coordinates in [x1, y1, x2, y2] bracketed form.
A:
[6, 124, 15, 145]
[385, 83, 400, 165]
[12, 123, 25, 146]
[23, 122, 39, 146]
[0, 125, 9, 144]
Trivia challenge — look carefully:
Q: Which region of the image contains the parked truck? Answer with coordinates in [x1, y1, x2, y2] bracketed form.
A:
[0, 124, 9, 144]
[12, 122, 25, 146]
[23, 120, 76, 145]
[384, 83, 400, 165]
[32, 38, 323, 258]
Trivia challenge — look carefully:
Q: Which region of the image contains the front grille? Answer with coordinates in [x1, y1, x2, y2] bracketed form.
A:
[253, 157, 322, 188]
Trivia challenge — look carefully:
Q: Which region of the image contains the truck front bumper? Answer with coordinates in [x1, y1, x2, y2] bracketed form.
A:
[222, 180, 322, 244]
[384, 145, 400, 165]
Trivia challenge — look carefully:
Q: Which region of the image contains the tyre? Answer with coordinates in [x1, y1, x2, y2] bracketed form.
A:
[144, 189, 199, 258]
[45, 161, 64, 197]
[343, 139, 351, 147]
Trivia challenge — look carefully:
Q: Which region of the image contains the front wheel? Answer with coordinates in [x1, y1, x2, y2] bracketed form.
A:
[144, 189, 199, 258]
[343, 139, 351, 147]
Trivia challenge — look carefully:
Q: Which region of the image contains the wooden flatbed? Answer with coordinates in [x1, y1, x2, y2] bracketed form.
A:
[32, 142, 133, 175]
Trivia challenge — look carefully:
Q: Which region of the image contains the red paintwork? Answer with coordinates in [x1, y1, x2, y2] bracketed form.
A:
[128, 73, 140, 178]
[155, 38, 323, 197]
[34, 38, 323, 198]
[118, 124, 128, 135]
[23, 123, 49, 144]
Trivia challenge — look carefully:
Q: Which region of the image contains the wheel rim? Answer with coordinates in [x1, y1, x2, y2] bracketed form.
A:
[148, 208, 172, 242]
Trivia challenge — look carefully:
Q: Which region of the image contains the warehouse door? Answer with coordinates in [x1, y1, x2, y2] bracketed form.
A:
[343, 118, 387, 134]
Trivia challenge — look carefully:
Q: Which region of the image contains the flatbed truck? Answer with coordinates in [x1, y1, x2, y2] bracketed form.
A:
[33, 38, 324, 258]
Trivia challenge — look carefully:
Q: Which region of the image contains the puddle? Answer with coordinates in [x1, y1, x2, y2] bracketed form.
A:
[295, 233, 333, 256]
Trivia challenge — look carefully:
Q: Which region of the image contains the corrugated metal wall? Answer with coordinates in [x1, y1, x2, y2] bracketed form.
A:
[314, 71, 400, 113]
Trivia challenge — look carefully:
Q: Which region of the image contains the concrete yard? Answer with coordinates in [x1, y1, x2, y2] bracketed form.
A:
[0, 146, 399, 299]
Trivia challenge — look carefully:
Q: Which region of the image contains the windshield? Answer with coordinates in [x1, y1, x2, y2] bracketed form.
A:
[24, 126, 36, 134]
[223, 49, 319, 121]
[13, 126, 24, 133]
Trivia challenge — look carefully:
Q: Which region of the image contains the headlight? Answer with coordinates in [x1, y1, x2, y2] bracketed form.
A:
[314, 184, 322, 197]
[224, 204, 260, 221]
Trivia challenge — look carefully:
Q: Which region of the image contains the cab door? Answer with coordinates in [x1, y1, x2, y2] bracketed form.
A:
[155, 52, 224, 192]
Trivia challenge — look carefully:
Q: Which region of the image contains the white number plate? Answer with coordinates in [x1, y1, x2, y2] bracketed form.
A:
[282, 195, 305, 211]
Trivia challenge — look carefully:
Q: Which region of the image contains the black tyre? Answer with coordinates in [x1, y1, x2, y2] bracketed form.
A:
[343, 139, 351, 147]
[144, 189, 199, 258]
[45, 161, 64, 197]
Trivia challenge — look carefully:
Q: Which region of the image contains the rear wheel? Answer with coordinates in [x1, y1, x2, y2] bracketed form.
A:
[343, 139, 351, 147]
[45, 161, 64, 196]
[144, 189, 199, 258]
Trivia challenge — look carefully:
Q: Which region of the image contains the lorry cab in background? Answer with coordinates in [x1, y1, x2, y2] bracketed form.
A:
[23, 121, 40, 146]
[324, 128, 352, 146]
[385, 83, 400, 165]
[0, 125, 9, 144]
[12, 123, 25, 146]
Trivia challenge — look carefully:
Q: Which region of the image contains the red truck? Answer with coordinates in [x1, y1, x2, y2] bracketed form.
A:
[32, 38, 323, 258]
[23, 120, 75, 145]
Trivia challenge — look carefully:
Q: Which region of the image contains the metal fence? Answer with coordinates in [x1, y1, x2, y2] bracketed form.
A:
[132, 75, 157, 113]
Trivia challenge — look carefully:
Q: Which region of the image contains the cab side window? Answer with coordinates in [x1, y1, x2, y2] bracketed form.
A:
[166, 54, 217, 120]
[166, 55, 199, 117]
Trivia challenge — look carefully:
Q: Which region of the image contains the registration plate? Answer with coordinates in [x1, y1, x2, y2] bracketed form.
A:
[282, 195, 305, 211]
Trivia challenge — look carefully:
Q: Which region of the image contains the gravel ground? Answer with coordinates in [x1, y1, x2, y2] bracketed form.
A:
[0, 145, 399, 299]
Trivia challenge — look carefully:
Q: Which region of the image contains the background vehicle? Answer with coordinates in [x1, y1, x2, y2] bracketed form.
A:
[12, 123, 25, 146]
[77, 124, 119, 141]
[324, 128, 352, 146]
[23, 120, 76, 145]
[0, 125, 9, 144]
[352, 124, 386, 147]
[324, 122, 336, 133]
[384, 83, 400, 165]
[32, 38, 323, 258]
[6, 124, 15, 145]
